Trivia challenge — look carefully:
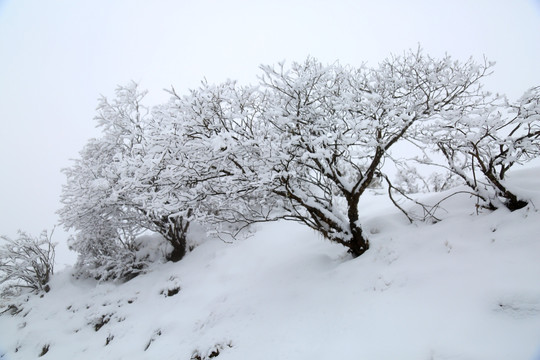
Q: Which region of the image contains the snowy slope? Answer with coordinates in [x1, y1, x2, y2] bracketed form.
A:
[1, 168, 540, 360]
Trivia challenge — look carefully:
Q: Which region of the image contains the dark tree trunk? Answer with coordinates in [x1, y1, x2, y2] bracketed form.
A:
[485, 174, 528, 211]
[473, 152, 529, 212]
[505, 197, 528, 211]
[346, 194, 369, 257]
[164, 215, 190, 262]
[348, 223, 369, 257]
[152, 212, 191, 263]
[167, 240, 186, 262]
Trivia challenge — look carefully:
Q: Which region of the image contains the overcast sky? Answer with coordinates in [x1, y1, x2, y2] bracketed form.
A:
[1, 0, 539, 266]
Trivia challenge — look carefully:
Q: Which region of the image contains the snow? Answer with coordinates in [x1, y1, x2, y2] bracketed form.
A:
[2, 167, 540, 359]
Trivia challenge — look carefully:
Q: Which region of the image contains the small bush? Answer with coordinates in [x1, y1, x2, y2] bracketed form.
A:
[0, 229, 56, 296]
[68, 231, 174, 282]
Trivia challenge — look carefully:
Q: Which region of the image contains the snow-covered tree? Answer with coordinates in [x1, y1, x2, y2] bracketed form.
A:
[158, 80, 277, 232]
[256, 50, 491, 256]
[430, 86, 540, 210]
[58, 84, 150, 279]
[58, 83, 192, 280]
[0, 230, 55, 295]
[62, 49, 535, 265]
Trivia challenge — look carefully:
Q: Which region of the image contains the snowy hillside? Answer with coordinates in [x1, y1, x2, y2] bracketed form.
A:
[1, 167, 540, 360]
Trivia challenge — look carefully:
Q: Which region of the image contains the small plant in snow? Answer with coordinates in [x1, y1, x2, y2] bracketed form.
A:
[0, 229, 56, 296]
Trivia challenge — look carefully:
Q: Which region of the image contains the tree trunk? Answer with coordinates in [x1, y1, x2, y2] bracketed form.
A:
[152, 213, 191, 263]
[347, 222, 369, 257]
[165, 216, 190, 262]
[475, 156, 528, 212]
[505, 196, 528, 211]
[487, 175, 528, 211]
[167, 239, 186, 262]
[346, 194, 369, 257]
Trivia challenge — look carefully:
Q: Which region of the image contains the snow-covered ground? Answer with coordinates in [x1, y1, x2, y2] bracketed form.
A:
[2, 167, 540, 360]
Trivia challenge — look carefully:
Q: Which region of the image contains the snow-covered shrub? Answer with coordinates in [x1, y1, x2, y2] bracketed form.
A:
[59, 83, 192, 274]
[61, 80, 273, 275]
[70, 243, 143, 282]
[0, 230, 56, 295]
[68, 224, 145, 282]
[430, 87, 540, 211]
[67, 223, 177, 281]
[133, 233, 173, 264]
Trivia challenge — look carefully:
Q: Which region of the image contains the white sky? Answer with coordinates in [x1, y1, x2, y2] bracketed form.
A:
[0, 0, 539, 265]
